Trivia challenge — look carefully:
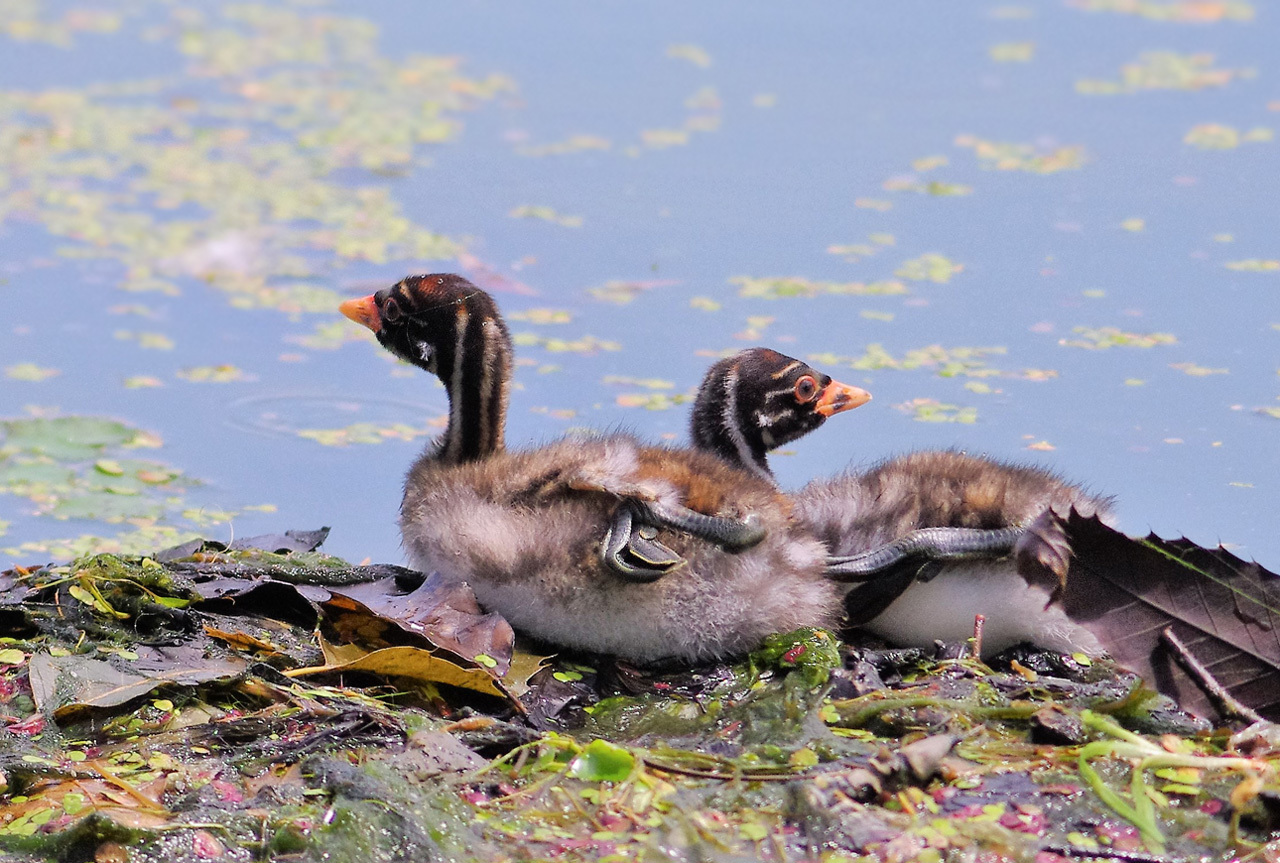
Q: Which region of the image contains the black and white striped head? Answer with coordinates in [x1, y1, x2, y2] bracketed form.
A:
[691, 348, 870, 481]
[340, 274, 503, 375]
[340, 274, 511, 462]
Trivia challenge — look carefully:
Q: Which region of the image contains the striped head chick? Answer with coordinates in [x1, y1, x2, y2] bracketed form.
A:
[690, 348, 870, 482]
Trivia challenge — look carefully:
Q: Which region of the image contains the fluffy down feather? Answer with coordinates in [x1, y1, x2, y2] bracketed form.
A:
[795, 450, 1112, 553]
[401, 434, 839, 663]
[795, 450, 1114, 656]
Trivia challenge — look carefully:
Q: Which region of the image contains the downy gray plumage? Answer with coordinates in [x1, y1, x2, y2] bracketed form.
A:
[691, 348, 1114, 657]
[340, 275, 871, 663]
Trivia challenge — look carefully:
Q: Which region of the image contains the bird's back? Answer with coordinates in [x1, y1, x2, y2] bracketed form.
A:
[795, 449, 1113, 556]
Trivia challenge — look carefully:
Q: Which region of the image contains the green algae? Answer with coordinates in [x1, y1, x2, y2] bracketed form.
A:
[954, 136, 1087, 174]
[894, 254, 964, 284]
[730, 275, 909, 299]
[0, 3, 505, 317]
[0, 415, 243, 564]
[0, 417, 192, 525]
[1076, 51, 1254, 94]
[1059, 327, 1178, 349]
[1067, 0, 1254, 23]
[753, 627, 843, 689]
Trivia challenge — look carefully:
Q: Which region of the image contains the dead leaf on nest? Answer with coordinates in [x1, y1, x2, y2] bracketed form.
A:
[203, 624, 284, 656]
[285, 633, 509, 700]
[28, 651, 246, 718]
[325, 572, 515, 676]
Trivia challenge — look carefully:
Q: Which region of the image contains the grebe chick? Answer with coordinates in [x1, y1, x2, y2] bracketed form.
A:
[688, 349, 1114, 656]
[340, 275, 871, 664]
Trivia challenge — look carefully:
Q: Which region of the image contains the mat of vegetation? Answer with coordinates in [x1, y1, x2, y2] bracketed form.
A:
[1, 533, 1277, 863]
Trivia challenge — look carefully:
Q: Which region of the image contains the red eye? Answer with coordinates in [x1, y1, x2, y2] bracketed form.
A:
[794, 375, 818, 402]
[382, 297, 402, 323]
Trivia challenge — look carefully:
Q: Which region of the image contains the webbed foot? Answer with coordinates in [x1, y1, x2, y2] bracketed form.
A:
[635, 499, 766, 551]
[825, 526, 1025, 582]
[601, 501, 685, 581]
[600, 499, 769, 581]
[1012, 509, 1072, 596]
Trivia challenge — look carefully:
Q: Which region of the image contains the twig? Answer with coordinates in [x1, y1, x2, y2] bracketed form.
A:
[971, 614, 985, 659]
[641, 756, 797, 783]
[168, 561, 417, 586]
[1039, 843, 1178, 862]
[1160, 627, 1264, 725]
[83, 760, 169, 813]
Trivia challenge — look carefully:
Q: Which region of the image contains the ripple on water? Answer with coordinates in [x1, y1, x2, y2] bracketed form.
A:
[225, 394, 447, 447]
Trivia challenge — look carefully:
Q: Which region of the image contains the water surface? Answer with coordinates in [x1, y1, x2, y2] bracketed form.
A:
[1, 1, 1276, 569]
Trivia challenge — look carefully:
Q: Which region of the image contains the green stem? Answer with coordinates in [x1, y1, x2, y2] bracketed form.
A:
[1130, 756, 1162, 852]
[829, 695, 1039, 729]
[1080, 709, 1153, 748]
[1076, 741, 1164, 854]
[1076, 709, 1270, 855]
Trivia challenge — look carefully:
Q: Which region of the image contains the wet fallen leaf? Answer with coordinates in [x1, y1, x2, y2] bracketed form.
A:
[323, 572, 515, 676]
[28, 651, 246, 718]
[289, 638, 507, 700]
[1063, 512, 1280, 721]
[203, 625, 284, 656]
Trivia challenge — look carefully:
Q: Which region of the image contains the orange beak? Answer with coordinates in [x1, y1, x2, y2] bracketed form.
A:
[815, 379, 871, 417]
[339, 294, 382, 333]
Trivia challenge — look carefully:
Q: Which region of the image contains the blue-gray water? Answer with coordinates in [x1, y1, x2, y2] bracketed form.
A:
[1, 1, 1277, 570]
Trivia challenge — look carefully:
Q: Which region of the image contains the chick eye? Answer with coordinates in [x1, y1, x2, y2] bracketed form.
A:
[382, 297, 403, 323]
[794, 375, 819, 403]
